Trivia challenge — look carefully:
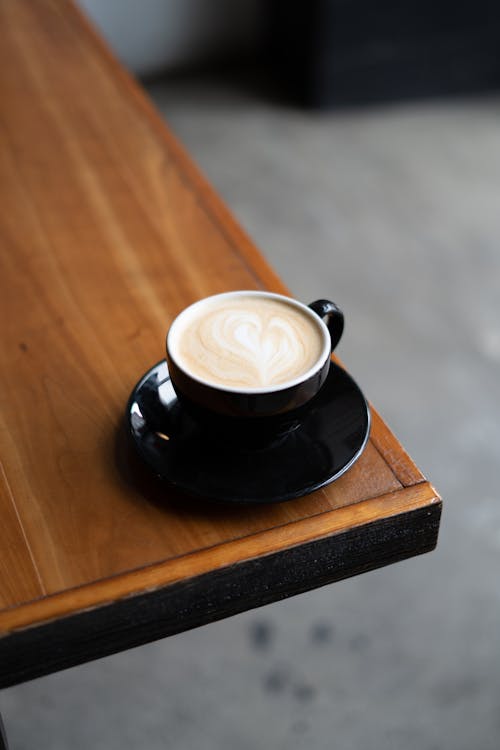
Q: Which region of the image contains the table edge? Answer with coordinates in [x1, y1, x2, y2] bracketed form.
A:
[0, 486, 441, 688]
[0, 482, 440, 637]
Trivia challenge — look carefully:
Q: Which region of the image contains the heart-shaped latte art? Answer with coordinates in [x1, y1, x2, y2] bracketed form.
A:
[212, 311, 303, 386]
[176, 297, 323, 389]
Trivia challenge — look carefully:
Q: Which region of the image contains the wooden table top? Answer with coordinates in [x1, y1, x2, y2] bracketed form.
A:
[0, 0, 441, 688]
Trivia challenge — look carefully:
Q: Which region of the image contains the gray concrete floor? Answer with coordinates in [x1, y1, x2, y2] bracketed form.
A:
[3, 77, 500, 749]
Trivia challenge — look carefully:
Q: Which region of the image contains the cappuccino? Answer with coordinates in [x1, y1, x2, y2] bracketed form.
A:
[169, 295, 324, 390]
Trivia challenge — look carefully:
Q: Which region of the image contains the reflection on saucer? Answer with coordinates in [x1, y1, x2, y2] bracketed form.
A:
[126, 360, 370, 504]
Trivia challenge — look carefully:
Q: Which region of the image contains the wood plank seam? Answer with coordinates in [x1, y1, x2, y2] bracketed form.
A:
[368, 432, 419, 487]
[0, 458, 46, 596]
[368, 407, 425, 486]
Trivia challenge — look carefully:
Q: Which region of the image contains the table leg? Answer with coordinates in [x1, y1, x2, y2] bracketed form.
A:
[0, 713, 9, 750]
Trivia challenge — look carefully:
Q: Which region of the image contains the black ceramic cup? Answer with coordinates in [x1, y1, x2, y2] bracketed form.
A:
[165, 291, 344, 425]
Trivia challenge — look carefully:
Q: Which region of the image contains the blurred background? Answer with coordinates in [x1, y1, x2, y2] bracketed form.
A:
[3, 1, 500, 748]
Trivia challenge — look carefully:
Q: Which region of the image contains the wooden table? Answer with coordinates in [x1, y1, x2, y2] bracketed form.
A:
[0, 0, 441, 692]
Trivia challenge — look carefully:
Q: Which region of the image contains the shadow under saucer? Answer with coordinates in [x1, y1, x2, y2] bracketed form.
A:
[125, 361, 370, 504]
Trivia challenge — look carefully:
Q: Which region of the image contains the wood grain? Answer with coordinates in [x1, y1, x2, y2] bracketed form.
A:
[0, 456, 45, 609]
[0, 0, 440, 674]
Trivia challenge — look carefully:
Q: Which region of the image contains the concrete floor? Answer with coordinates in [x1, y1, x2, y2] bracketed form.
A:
[3, 77, 500, 749]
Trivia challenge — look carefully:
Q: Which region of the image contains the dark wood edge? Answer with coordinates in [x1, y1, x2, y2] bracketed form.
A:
[0, 483, 437, 632]
[0, 501, 441, 688]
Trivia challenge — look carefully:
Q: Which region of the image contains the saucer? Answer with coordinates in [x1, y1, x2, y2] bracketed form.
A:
[126, 361, 370, 504]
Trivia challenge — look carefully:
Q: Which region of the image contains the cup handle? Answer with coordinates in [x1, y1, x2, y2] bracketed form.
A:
[308, 299, 344, 352]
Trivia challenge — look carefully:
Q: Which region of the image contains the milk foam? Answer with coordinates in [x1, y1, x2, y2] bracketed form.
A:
[173, 296, 324, 389]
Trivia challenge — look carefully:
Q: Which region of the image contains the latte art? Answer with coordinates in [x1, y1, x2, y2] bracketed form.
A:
[174, 297, 324, 389]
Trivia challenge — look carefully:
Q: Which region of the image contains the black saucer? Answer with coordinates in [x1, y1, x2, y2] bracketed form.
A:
[126, 361, 370, 504]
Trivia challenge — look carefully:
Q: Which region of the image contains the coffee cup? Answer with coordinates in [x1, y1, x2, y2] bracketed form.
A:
[165, 290, 343, 422]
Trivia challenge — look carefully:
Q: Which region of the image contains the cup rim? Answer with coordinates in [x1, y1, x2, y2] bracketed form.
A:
[166, 290, 331, 395]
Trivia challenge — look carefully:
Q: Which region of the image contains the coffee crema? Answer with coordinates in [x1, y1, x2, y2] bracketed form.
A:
[171, 296, 324, 389]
